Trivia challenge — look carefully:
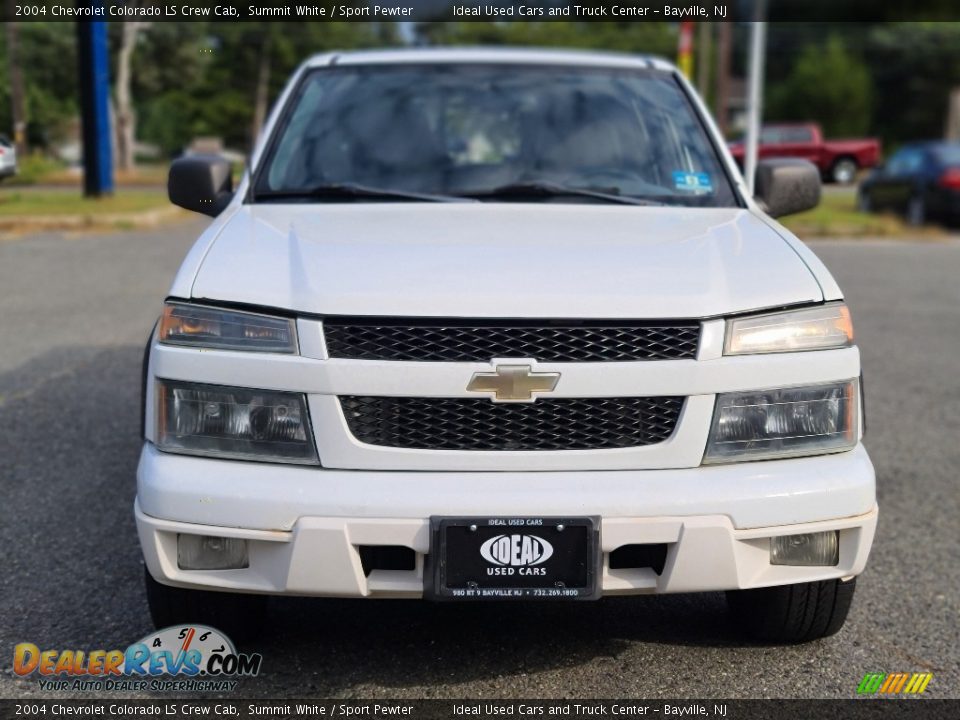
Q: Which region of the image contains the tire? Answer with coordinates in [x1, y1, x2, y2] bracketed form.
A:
[144, 567, 268, 643]
[907, 195, 926, 226]
[726, 577, 857, 643]
[831, 157, 858, 185]
[856, 191, 872, 213]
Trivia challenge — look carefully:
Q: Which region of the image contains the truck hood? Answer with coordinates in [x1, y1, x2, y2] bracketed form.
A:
[189, 204, 823, 318]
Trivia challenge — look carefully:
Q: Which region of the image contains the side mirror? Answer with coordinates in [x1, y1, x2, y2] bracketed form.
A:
[168, 155, 234, 217]
[754, 158, 820, 218]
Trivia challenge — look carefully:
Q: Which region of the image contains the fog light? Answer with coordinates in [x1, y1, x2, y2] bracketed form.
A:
[770, 531, 839, 567]
[177, 534, 249, 570]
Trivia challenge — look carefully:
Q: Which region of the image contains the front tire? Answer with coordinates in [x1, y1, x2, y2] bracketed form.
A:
[831, 157, 858, 185]
[727, 577, 857, 643]
[144, 567, 268, 642]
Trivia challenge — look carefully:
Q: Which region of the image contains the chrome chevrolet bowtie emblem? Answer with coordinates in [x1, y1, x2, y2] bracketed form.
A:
[466, 364, 560, 402]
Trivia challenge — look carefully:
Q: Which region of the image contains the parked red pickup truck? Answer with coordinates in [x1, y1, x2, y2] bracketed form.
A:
[728, 123, 882, 184]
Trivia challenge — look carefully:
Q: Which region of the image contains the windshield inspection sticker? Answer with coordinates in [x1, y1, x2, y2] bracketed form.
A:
[673, 171, 713, 192]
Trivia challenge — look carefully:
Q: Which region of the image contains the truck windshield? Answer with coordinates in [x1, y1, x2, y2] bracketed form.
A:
[255, 64, 739, 207]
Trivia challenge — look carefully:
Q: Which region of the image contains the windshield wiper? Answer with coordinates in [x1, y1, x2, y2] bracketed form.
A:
[255, 182, 476, 204]
[459, 182, 665, 206]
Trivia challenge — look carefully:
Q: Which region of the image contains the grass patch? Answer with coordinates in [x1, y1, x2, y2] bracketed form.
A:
[0, 188, 169, 216]
[4, 155, 173, 187]
[2, 154, 68, 186]
[781, 189, 942, 238]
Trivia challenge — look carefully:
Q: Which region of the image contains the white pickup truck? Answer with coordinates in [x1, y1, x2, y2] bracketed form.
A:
[139, 48, 876, 643]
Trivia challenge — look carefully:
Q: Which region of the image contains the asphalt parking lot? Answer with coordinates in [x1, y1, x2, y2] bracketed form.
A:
[0, 221, 957, 699]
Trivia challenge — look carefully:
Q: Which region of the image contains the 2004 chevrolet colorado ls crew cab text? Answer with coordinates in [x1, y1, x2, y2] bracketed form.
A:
[138, 48, 876, 643]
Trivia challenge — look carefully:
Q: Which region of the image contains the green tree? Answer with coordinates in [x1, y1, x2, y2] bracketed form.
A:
[0, 22, 77, 149]
[138, 22, 395, 157]
[766, 35, 872, 137]
[864, 22, 960, 148]
[417, 22, 676, 58]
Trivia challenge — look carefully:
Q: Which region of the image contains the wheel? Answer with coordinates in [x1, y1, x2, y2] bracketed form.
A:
[856, 191, 872, 213]
[726, 577, 857, 643]
[144, 567, 267, 643]
[907, 195, 926, 226]
[831, 158, 858, 185]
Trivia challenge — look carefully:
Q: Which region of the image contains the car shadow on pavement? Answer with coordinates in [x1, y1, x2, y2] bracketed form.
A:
[0, 346, 151, 652]
[243, 593, 740, 696]
[0, 346, 746, 699]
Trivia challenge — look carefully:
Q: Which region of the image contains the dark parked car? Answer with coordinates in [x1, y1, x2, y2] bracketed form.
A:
[858, 141, 960, 226]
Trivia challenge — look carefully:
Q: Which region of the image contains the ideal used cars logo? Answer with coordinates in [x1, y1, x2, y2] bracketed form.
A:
[480, 534, 553, 575]
[13, 625, 262, 692]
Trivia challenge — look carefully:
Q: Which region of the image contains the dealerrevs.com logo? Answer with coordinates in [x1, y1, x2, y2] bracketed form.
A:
[480, 534, 554, 575]
[13, 625, 262, 692]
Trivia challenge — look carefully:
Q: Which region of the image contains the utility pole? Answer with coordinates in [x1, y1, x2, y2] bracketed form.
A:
[697, 22, 712, 101]
[5, 10, 28, 155]
[115, 21, 147, 173]
[677, 21, 694, 79]
[744, 15, 768, 196]
[946, 88, 960, 141]
[77, 17, 114, 197]
[714, 21, 732, 138]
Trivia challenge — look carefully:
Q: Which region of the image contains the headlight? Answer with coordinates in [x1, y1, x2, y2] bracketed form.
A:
[159, 302, 297, 353]
[724, 304, 853, 355]
[704, 380, 858, 463]
[156, 380, 319, 465]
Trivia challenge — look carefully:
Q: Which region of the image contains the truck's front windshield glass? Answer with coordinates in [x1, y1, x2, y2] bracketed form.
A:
[255, 64, 739, 207]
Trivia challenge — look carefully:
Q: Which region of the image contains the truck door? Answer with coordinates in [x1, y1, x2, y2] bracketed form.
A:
[868, 149, 910, 210]
[757, 127, 781, 160]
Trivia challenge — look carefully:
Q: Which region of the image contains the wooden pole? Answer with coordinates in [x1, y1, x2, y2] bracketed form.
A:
[5, 12, 28, 156]
[697, 22, 712, 102]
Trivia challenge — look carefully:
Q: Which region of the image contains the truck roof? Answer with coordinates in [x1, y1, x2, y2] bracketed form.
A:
[762, 122, 819, 128]
[304, 46, 676, 72]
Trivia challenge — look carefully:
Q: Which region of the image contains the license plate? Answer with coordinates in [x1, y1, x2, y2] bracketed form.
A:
[427, 517, 599, 600]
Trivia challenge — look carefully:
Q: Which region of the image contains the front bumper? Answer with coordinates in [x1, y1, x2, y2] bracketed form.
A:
[136, 443, 877, 598]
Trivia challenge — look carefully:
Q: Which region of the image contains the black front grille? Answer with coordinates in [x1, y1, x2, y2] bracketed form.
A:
[323, 318, 700, 362]
[339, 396, 684, 451]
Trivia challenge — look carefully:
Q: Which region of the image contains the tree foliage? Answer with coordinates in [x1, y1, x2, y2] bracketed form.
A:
[417, 21, 676, 57]
[0, 23, 78, 148]
[765, 36, 872, 137]
[764, 22, 960, 147]
[136, 22, 394, 156]
[865, 23, 960, 147]
[1, 21, 393, 158]
[4, 21, 960, 160]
